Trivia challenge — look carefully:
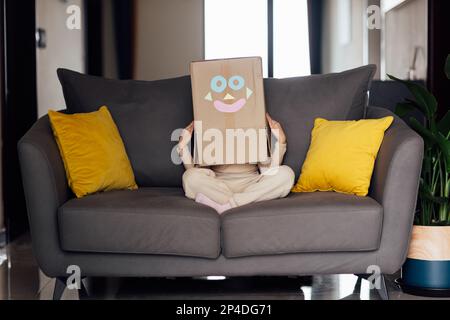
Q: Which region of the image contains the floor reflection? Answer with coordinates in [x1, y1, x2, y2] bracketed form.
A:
[0, 234, 448, 300]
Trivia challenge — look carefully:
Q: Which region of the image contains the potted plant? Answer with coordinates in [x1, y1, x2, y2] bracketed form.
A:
[387, 54, 450, 296]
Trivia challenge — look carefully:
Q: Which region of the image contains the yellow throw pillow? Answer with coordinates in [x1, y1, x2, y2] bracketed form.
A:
[292, 116, 394, 196]
[48, 106, 138, 198]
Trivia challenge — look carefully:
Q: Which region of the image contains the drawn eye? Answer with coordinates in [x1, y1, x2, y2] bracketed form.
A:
[210, 75, 227, 93]
[228, 76, 245, 91]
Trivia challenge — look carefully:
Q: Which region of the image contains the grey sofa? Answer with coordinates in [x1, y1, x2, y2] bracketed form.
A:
[18, 66, 423, 300]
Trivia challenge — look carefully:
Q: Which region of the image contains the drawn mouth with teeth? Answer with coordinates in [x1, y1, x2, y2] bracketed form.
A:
[204, 75, 253, 113]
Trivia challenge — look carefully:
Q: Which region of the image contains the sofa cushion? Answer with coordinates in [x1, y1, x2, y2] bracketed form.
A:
[48, 107, 138, 198]
[264, 65, 376, 179]
[57, 69, 193, 188]
[292, 117, 394, 197]
[222, 192, 383, 258]
[58, 188, 221, 259]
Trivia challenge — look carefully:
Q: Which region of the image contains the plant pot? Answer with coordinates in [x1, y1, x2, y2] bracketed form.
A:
[400, 225, 450, 296]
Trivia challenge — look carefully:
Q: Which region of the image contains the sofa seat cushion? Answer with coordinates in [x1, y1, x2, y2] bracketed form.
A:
[222, 192, 383, 258]
[58, 188, 221, 259]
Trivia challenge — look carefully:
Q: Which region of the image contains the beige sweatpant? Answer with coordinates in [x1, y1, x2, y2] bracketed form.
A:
[182, 165, 295, 207]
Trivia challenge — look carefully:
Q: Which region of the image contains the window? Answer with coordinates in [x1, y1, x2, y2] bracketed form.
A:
[382, 0, 408, 12]
[205, 0, 311, 78]
[273, 0, 311, 78]
[204, 0, 269, 77]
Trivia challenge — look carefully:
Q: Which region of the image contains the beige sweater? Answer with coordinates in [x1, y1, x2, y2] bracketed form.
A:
[179, 141, 287, 174]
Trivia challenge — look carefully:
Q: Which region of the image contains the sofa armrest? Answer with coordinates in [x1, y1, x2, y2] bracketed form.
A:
[18, 116, 71, 276]
[367, 106, 424, 273]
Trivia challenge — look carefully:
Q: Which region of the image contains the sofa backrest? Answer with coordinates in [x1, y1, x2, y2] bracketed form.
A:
[264, 65, 376, 178]
[57, 65, 375, 187]
[58, 70, 193, 187]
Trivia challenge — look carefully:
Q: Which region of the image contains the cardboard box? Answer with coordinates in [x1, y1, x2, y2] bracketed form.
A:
[191, 57, 269, 166]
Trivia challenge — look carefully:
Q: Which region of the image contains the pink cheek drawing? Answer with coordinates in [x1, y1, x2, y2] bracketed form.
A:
[213, 98, 247, 113]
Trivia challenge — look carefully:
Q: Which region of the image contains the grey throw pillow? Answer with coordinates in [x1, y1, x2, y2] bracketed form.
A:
[58, 69, 194, 188]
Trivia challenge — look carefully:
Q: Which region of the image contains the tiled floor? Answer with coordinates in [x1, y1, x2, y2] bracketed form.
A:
[0, 234, 448, 300]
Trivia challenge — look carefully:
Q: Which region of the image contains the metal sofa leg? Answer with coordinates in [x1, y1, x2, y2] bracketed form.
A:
[377, 274, 389, 301]
[53, 278, 66, 300]
[355, 273, 389, 300]
[53, 277, 90, 300]
[79, 278, 90, 300]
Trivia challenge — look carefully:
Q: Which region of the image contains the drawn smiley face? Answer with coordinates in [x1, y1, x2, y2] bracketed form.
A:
[204, 75, 253, 113]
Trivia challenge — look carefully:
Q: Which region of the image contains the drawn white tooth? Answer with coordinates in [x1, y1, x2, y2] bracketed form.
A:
[246, 88, 253, 99]
[204, 92, 213, 101]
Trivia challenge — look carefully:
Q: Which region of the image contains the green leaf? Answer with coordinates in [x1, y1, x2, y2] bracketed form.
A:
[435, 132, 450, 173]
[419, 185, 448, 205]
[445, 54, 450, 80]
[438, 110, 450, 136]
[395, 102, 416, 118]
[409, 117, 436, 147]
[422, 155, 432, 175]
[387, 74, 438, 118]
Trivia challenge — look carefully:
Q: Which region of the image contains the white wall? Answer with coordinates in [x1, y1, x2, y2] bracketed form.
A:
[36, 0, 85, 117]
[321, 0, 428, 80]
[384, 0, 428, 80]
[367, 0, 381, 79]
[134, 0, 204, 80]
[321, 0, 365, 73]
